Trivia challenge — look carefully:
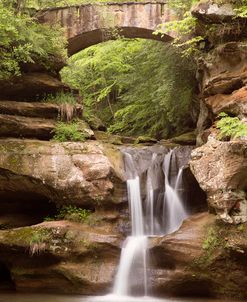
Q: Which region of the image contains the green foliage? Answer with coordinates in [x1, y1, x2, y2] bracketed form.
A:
[234, 0, 247, 17]
[43, 92, 77, 105]
[0, 0, 67, 80]
[29, 228, 51, 244]
[216, 112, 247, 141]
[25, 0, 156, 9]
[52, 121, 86, 142]
[202, 227, 220, 251]
[56, 205, 91, 223]
[153, 0, 207, 56]
[61, 39, 196, 139]
[167, 0, 199, 17]
[191, 226, 225, 269]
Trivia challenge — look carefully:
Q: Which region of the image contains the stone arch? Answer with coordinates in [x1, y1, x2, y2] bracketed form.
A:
[37, 2, 176, 55]
[68, 27, 172, 55]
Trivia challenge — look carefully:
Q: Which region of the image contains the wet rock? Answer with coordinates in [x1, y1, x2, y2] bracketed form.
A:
[0, 139, 126, 208]
[149, 213, 216, 296]
[0, 220, 122, 294]
[134, 136, 157, 144]
[190, 138, 247, 223]
[149, 212, 247, 299]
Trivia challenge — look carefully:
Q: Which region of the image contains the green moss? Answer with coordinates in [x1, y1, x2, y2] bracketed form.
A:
[5, 227, 51, 246]
[191, 222, 247, 271]
[46, 205, 92, 224]
[134, 136, 157, 144]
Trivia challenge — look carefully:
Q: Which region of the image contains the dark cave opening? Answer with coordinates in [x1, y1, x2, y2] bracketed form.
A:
[182, 167, 208, 214]
[0, 262, 15, 291]
[0, 190, 57, 229]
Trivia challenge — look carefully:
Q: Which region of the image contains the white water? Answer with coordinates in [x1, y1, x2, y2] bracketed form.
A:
[113, 175, 147, 296]
[112, 148, 189, 297]
[163, 151, 188, 234]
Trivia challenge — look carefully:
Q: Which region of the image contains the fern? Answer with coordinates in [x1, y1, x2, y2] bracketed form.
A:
[216, 113, 247, 141]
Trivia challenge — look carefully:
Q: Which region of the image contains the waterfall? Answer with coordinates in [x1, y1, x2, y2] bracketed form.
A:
[112, 146, 191, 297]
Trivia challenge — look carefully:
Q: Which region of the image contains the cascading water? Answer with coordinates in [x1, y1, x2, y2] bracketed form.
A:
[112, 146, 191, 297]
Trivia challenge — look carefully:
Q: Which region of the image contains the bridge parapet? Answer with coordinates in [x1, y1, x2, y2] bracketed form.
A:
[37, 2, 176, 55]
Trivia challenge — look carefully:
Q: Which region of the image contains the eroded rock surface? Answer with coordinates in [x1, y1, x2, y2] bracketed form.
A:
[149, 212, 247, 299]
[0, 139, 126, 208]
[196, 42, 247, 144]
[0, 220, 122, 294]
[0, 73, 70, 101]
[0, 101, 83, 120]
[190, 138, 247, 223]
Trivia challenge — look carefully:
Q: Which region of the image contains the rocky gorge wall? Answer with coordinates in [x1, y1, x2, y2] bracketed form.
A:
[0, 0, 247, 299]
[189, 1, 247, 225]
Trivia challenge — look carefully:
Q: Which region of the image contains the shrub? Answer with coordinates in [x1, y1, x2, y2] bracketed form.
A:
[56, 205, 91, 223]
[52, 121, 86, 142]
[216, 112, 247, 141]
[43, 92, 77, 105]
[0, 1, 67, 80]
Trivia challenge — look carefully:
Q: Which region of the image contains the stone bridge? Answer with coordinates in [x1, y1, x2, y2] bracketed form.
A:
[37, 2, 176, 55]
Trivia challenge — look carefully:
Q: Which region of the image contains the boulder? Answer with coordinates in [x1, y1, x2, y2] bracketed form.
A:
[0, 220, 122, 294]
[0, 139, 126, 208]
[190, 137, 247, 223]
[149, 212, 215, 297]
[149, 212, 247, 299]
[169, 131, 196, 145]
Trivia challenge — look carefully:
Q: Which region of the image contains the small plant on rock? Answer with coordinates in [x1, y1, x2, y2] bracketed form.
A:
[52, 121, 86, 142]
[56, 205, 91, 223]
[216, 112, 247, 141]
[43, 92, 77, 105]
[29, 228, 51, 256]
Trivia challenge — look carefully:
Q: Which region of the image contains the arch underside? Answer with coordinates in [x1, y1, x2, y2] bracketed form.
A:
[68, 27, 173, 55]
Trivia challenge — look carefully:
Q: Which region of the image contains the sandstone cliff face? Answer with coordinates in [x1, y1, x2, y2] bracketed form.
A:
[0, 220, 122, 294]
[1, 210, 247, 298]
[190, 137, 247, 223]
[0, 139, 126, 209]
[189, 2, 247, 225]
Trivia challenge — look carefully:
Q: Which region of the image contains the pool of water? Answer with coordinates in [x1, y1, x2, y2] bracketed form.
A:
[0, 294, 245, 302]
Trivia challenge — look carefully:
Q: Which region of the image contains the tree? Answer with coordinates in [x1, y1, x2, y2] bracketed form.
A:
[0, 0, 67, 80]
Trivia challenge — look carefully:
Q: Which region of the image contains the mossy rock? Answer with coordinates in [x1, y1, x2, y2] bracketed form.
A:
[83, 114, 106, 131]
[135, 136, 157, 144]
[170, 131, 196, 145]
[94, 131, 123, 145]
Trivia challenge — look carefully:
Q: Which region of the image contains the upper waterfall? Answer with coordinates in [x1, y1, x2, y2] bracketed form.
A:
[112, 145, 193, 297]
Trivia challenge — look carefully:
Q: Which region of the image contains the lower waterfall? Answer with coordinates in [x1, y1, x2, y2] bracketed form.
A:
[112, 146, 190, 297]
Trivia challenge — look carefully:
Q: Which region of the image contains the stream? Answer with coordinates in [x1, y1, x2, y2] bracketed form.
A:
[0, 294, 244, 302]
